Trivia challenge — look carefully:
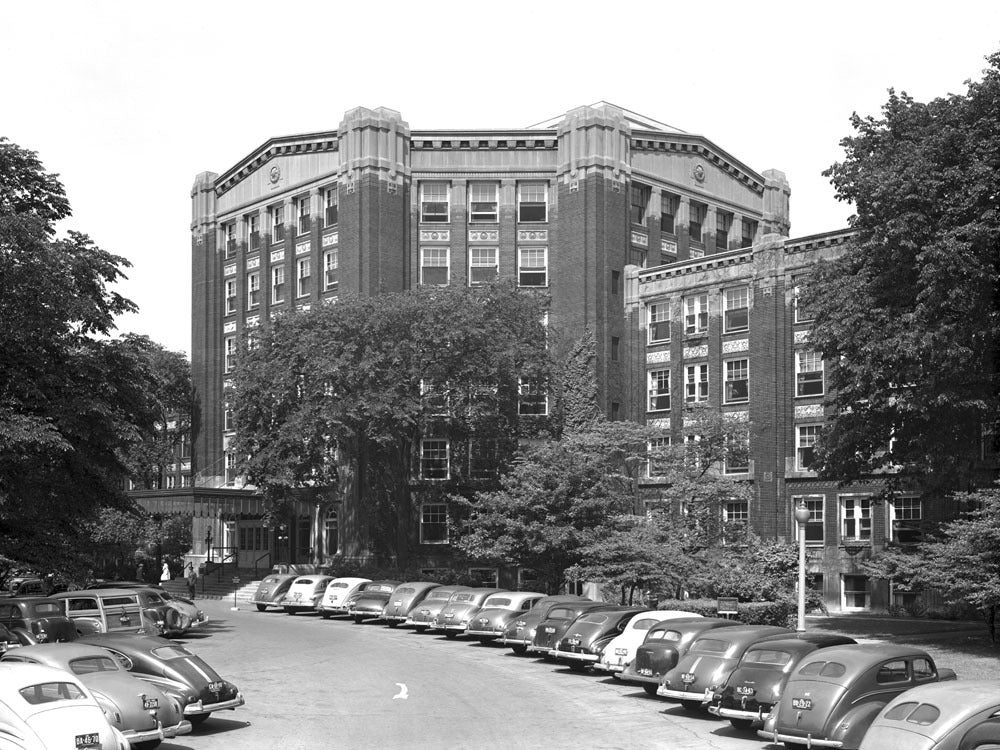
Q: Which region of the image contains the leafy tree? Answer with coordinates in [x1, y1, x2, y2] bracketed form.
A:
[229, 283, 548, 563]
[865, 486, 1000, 642]
[552, 328, 602, 436]
[805, 52, 1000, 491]
[0, 138, 165, 574]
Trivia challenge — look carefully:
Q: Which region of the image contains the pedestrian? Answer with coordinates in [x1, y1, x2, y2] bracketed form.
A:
[185, 561, 198, 598]
[160, 561, 171, 583]
[135, 561, 145, 583]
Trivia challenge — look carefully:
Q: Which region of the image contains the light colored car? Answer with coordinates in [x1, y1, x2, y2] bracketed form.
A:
[51, 589, 163, 636]
[500, 595, 591, 655]
[315, 577, 371, 619]
[593, 610, 703, 676]
[858, 679, 1000, 750]
[153, 590, 209, 633]
[4, 643, 191, 749]
[0, 661, 130, 750]
[464, 592, 545, 641]
[433, 588, 503, 638]
[407, 586, 470, 633]
[283, 575, 335, 614]
[347, 580, 402, 624]
[250, 574, 297, 612]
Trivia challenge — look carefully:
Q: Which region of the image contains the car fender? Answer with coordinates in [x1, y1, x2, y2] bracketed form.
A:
[73, 617, 104, 635]
[10, 628, 36, 645]
[831, 701, 886, 748]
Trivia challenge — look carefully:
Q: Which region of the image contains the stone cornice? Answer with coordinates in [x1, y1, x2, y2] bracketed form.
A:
[631, 131, 764, 193]
[215, 133, 339, 197]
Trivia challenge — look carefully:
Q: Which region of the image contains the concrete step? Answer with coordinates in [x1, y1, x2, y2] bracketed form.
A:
[161, 578, 261, 602]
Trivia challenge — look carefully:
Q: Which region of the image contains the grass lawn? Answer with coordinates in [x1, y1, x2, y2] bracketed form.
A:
[807, 613, 1000, 680]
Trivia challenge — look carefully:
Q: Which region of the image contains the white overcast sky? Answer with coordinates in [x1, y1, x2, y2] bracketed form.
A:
[3, 1, 999, 356]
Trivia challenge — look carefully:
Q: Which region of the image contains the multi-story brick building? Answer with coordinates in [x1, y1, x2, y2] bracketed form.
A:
[164, 101, 939, 608]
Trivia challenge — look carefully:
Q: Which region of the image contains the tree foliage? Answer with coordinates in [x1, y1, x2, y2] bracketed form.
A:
[552, 328, 602, 436]
[229, 283, 548, 560]
[805, 53, 1000, 490]
[0, 138, 163, 573]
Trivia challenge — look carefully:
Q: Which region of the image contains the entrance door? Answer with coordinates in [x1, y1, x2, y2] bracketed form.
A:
[237, 521, 270, 569]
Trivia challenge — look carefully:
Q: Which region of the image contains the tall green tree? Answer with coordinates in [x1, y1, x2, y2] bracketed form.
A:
[804, 52, 1000, 490]
[229, 283, 548, 562]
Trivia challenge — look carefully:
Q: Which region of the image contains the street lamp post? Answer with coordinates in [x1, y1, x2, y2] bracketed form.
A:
[794, 501, 812, 632]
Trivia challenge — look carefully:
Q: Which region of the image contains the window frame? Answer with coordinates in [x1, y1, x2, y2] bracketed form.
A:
[324, 249, 338, 292]
[467, 182, 499, 223]
[629, 183, 650, 225]
[247, 272, 260, 310]
[888, 496, 923, 545]
[684, 294, 709, 335]
[793, 495, 825, 545]
[420, 502, 449, 545]
[689, 201, 707, 243]
[296, 258, 310, 298]
[468, 246, 498, 286]
[324, 186, 338, 227]
[796, 423, 822, 471]
[419, 439, 450, 481]
[296, 196, 311, 236]
[646, 436, 672, 478]
[224, 337, 236, 373]
[840, 495, 873, 542]
[518, 377, 548, 416]
[247, 214, 260, 252]
[723, 358, 749, 404]
[224, 279, 236, 315]
[517, 182, 547, 223]
[518, 246, 548, 287]
[716, 210, 733, 251]
[420, 247, 450, 286]
[723, 286, 749, 332]
[271, 264, 286, 304]
[648, 302, 671, 344]
[660, 193, 678, 235]
[271, 205, 285, 243]
[420, 182, 450, 223]
[647, 369, 670, 412]
[796, 350, 825, 397]
[684, 363, 709, 403]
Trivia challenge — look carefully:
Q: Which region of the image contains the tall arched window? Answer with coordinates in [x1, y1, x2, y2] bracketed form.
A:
[325, 508, 339, 556]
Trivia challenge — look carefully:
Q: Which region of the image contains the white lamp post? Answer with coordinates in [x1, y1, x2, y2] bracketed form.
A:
[794, 501, 812, 632]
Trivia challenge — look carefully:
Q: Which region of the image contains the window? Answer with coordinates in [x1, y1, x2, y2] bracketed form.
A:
[684, 294, 708, 335]
[724, 433, 749, 473]
[611, 269, 620, 296]
[724, 499, 749, 525]
[796, 424, 821, 470]
[179, 433, 191, 459]
[741, 218, 758, 248]
[271, 205, 285, 243]
[468, 438, 497, 480]
[518, 378, 548, 415]
[224, 452, 236, 485]
[724, 286, 749, 332]
[247, 272, 260, 309]
[297, 259, 310, 298]
[297, 196, 311, 236]
[165, 475, 175, 489]
[661, 193, 678, 234]
[224, 223, 236, 257]
[517, 182, 547, 222]
[629, 183, 650, 225]
[420, 503, 449, 544]
[647, 436, 672, 477]
[324, 249, 338, 292]
[468, 182, 498, 222]
[468, 247, 498, 285]
[611, 336, 619, 362]
[420, 247, 449, 286]
[271, 265, 285, 304]
[420, 379, 450, 416]
[247, 214, 260, 252]
[648, 303, 671, 344]
[889, 497, 922, 545]
[689, 202, 707, 243]
[789, 496, 823, 546]
[420, 182, 450, 223]
[324, 508, 338, 556]
[794, 282, 815, 323]
[419, 439, 450, 480]
[225, 279, 236, 315]
[324, 186, 338, 227]
[842, 574, 870, 610]
[469, 567, 499, 587]
[647, 369, 670, 412]
[685, 363, 708, 403]
[224, 408, 234, 432]
[224, 337, 236, 372]
[518, 247, 547, 287]
[796, 351, 824, 396]
[716, 210, 733, 251]
[724, 359, 749, 404]
[180, 474, 190, 488]
[841, 496, 872, 541]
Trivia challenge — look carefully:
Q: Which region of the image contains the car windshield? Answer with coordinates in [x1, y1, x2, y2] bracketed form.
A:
[453, 593, 474, 602]
[295, 579, 314, 586]
[101, 596, 136, 606]
[151, 645, 194, 659]
[427, 591, 452, 600]
[632, 618, 660, 630]
[547, 608, 579, 619]
[19, 682, 86, 704]
[30, 603, 62, 616]
[70, 656, 120, 674]
[370, 585, 394, 593]
[742, 649, 792, 666]
[578, 613, 609, 625]
[798, 660, 846, 677]
[690, 638, 730, 654]
[329, 582, 349, 589]
[263, 577, 281, 584]
[395, 588, 414, 595]
[484, 598, 511, 607]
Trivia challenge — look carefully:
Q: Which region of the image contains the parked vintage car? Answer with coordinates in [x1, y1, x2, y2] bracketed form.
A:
[3, 643, 191, 748]
[500, 595, 592, 655]
[464, 591, 545, 641]
[0, 597, 78, 644]
[658, 624, 794, 709]
[251, 573, 298, 612]
[51, 589, 163, 636]
[621, 617, 741, 695]
[347, 580, 403, 624]
[0, 661, 130, 750]
[380, 582, 442, 628]
[708, 632, 858, 730]
[528, 600, 611, 656]
[78, 632, 245, 728]
[407, 586, 470, 633]
[593, 610, 704, 676]
[131, 587, 209, 636]
[283, 575, 335, 614]
[759, 643, 957, 750]
[0, 622, 26, 653]
[858, 679, 1000, 750]
[433, 588, 504, 638]
[550, 606, 648, 670]
[315, 577, 371, 619]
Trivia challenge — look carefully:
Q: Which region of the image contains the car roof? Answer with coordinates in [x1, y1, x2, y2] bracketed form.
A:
[51, 589, 139, 598]
[0, 597, 64, 608]
[392, 582, 440, 591]
[792, 643, 934, 680]
[880, 679, 1000, 714]
[3, 643, 116, 664]
[0, 662, 87, 700]
[690, 625, 793, 645]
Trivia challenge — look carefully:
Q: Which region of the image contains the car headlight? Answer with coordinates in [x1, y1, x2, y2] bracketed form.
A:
[528, 628, 536, 637]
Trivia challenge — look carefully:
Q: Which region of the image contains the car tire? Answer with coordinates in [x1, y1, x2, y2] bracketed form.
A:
[255, 604, 267, 612]
[510, 644, 527, 655]
[320, 611, 331, 619]
[729, 719, 754, 731]
[444, 631, 458, 639]
[387, 621, 398, 628]
[414, 626, 427, 633]
[681, 700, 703, 712]
[568, 661, 589, 672]
[188, 713, 211, 728]
[354, 615, 364, 624]
[132, 740, 161, 750]
[643, 684, 659, 696]
[285, 607, 295, 615]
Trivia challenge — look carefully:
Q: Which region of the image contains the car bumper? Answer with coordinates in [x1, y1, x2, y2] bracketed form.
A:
[550, 650, 599, 663]
[317, 605, 349, 613]
[162, 720, 193, 739]
[251, 598, 282, 607]
[439, 623, 468, 632]
[184, 692, 246, 717]
[188, 614, 210, 628]
[709, 705, 771, 722]
[500, 635, 530, 647]
[122, 727, 165, 745]
[658, 686, 712, 703]
[350, 610, 383, 620]
[592, 661, 626, 673]
[618, 671, 661, 686]
[464, 628, 503, 638]
[758, 729, 840, 748]
[383, 614, 408, 623]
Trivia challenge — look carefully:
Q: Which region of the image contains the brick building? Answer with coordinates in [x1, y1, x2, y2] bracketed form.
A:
[164, 102, 936, 608]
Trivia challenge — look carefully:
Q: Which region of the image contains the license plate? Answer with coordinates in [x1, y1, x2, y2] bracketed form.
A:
[394, 600, 401, 606]
[208, 681, 224, 693]
[544, 626, 555, 633]
[444, 613, 454, 618]
[118, 615, 131, 625]
[478, 619, 489, 626]
[142, 696, 159, 709]
[615, 648, 628, 656]
[638, 668, 652, 676]
[292, 592, 302, 600]
[736, 686, 755, 696]
[75, 734, 100, 748]
[792, 697, 812, 710]
[567, 638, 580, 646]
[681, 672, 696, 684]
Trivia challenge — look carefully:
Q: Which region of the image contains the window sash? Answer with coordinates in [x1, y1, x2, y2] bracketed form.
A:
[684, 364, 708, 403]
[841, 497, 872, 540]
[518, 247, 547, 287]
[247, 273, 260, 309]
[225, 281, 236, 315]
[724, 359, 749, 403]
[420, 247, 449, 286]
[271, 266, 285, 303]
[469, 247, 498, 285]
[324, 250, 338, 291]
[796, 351, 824, 396]
[684, 295, 708, 334]
[647, 369, 670, 412]
[518, 378, 548, 415]
[420, 503, 449, 544]
[517, 182, 547, 222]
[420, 440, 450, 480]
[421, 182, 450, 222]
[468, 182, 498, 222]
[297, 259, 310, 297]
[724, 287, 749, 332]
[796, 425, 821, 470]
[324, 187, 338, 227]
[648, 303, 671, 343]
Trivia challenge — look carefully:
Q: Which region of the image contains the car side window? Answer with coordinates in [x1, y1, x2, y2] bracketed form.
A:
[0, 605, 15, 621]
[68, 598, 99, 611]
[912, 657, 936, 680]
[876, 659, 910, 683]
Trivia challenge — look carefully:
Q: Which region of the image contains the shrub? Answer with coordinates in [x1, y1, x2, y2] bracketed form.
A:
[656, 597, 796, 627]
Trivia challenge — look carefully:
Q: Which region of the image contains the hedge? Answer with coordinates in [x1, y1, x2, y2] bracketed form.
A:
[656, 597, 797, 628]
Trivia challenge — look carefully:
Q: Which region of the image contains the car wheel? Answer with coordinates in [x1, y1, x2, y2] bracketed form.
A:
[255, 604, 267, 612]
[643, 684, 659, 696]
[414, 626, 427, 633]
[354, 615, 364, 624]
[729, 718, 754, 731]
[477, 636, 491, 644]
[511, 644, 527, 655]
[444, 631, 458, 639]
[320, 611, 331, 619]
[568, 661, 589, 672]
[387, 621, 398, 628]
[285, 607, 295, 615]
[131, 740, 161, 750]
[188, 713, 211, 728]
[782, 744, 808, 750]
[680, 700, 703, 711]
